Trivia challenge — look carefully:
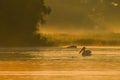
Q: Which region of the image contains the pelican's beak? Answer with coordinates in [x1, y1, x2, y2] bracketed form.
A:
[79, 48, 83, 54]
[79, 47, 85, 54]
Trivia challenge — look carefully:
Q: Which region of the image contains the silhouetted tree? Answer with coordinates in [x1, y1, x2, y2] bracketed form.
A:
[0, 0, 51, 46]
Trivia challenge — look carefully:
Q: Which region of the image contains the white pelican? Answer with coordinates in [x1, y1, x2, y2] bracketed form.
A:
[79, 47, 92, 57]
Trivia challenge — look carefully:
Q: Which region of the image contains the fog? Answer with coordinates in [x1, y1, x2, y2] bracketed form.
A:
[42, 0, 120, 34]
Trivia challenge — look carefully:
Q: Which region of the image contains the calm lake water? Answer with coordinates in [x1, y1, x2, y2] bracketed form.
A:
[0, 47, 120, 80]
[0, 46, 120, 61]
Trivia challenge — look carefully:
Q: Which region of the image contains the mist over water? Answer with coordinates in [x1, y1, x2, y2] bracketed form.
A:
[0, 47, 120, 62]
[0, 47, 120, 79]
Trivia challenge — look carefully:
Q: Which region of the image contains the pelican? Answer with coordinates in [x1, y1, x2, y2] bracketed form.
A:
[79, 47, 92, 57]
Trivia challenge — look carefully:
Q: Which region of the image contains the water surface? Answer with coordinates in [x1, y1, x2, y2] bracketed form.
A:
[0, 47, 120, 80]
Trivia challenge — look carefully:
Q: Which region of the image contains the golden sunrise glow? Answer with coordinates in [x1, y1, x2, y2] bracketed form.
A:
[41, 0, 120, 35]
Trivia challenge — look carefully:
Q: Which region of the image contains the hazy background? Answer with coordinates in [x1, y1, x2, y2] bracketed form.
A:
[41, 0, 120, 34]
[0, 0, 120, 46]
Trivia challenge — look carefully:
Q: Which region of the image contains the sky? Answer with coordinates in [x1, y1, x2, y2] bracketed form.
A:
[41, 0, 120, 34]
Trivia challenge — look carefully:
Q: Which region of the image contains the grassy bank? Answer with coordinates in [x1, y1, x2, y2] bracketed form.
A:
[41, 33, 120, 46]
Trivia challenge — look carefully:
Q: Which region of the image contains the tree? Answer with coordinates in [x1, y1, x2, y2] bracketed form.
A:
[0, 0, 51, 46]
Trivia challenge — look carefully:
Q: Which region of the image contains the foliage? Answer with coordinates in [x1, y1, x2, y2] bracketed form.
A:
[42, 33, 120, 46]
[0, 0, 51, 46]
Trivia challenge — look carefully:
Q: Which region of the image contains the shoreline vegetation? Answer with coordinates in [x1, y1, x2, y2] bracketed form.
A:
[40, 32, 120, 47]
[0, 0, 51, 47]
[1, 32, 120, 47]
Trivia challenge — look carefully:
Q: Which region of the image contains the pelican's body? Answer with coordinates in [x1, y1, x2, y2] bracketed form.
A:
[79, 47, 92, 57]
